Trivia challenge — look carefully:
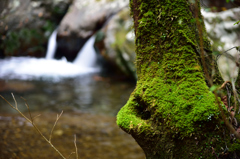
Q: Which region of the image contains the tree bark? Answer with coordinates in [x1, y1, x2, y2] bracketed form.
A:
[117, 0, 239, 158]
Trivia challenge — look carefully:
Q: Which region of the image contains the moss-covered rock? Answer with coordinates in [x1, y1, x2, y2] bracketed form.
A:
[55, 0, 129, 62]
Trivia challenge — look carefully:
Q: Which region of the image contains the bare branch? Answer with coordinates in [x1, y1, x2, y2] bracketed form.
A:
[32, 114, 42, 121]
[49, 110, 63, 143]
[1, 94, 67, 159]
[1, 95, 32, 123]
[21, 97, 34, 123]
[67, 152, 76, 159]
[11, 93, 18, 109]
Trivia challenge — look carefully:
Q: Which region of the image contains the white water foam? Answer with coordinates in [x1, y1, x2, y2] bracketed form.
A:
[0, 57, 99, 81]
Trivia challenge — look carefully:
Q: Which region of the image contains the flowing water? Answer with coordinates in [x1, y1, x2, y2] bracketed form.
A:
[0, 75, 135, 116]
[0, 32, 129, 115]
[73, 35, 98, 67]
[0, 31, 144, 159]
[45, 28, 58, 60]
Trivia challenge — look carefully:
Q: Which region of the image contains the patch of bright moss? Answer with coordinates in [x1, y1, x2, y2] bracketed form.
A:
[117, 0, 218, 137]
[116, 0, 236, 157]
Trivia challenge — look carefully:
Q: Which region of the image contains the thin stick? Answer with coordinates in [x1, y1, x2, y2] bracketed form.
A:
[32, 114, 42, 121]
[74, 134, 78, 159]
[67, 152, 76, 159]
[22, 100, 66, 159]
[0, 94, 67, 159]
[1, 95, 32, 123]
[49, 110, 63, 143]
[11, 93, 18, 109]
[21, 97, 34, 123]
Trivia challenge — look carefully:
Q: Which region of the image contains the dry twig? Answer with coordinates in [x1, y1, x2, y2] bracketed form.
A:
[74, 134, 79, 159]
[0, 93, 79, 159]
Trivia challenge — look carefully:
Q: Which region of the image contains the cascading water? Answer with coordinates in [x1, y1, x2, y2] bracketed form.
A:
[0, 30, 100, 81]
[45, 29, 58, 59]
[73, 35, 97, 67]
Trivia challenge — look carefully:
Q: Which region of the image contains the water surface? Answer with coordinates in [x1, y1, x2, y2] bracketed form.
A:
[0, 74, 135, 116]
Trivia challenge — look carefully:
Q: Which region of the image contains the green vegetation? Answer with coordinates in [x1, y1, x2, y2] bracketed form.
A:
[118, 0, 215, 136]
[1, 21, 55, 56]
[1, 28, 43, 56]
[117, 0, 240, 158]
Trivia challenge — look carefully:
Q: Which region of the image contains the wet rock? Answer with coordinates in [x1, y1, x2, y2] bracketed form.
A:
[58, 0, 128, 38]
[55, 0, 128, 61]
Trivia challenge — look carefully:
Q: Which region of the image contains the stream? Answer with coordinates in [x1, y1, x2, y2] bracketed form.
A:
[0, 30, 144, 158]
[0, 74, 143, 159]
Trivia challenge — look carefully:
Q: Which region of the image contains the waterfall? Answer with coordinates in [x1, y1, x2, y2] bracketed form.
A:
[73, 35, 97, 68]
[45, 28, 98, 69]
[0, 32, 100, 80]
[46, 29, 58, 59]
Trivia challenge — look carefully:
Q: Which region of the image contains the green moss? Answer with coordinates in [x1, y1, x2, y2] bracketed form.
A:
[117, 0, 239, 157]
[118, 0, 217, 134]
[118, 61, 219, 136]
[117, 96, 153, 134]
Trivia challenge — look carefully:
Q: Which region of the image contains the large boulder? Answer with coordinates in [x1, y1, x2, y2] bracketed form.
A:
[55, 0, 128, 61]
[0, 0, 71, 57]
[58, 0, 128, 38]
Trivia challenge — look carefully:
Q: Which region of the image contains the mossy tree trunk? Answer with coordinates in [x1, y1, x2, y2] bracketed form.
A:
[117, 0, 239, 158]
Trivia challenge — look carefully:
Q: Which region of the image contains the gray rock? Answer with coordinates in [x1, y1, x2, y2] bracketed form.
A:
[58, 0, 128, 38]
[55, 0, 128, 62]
